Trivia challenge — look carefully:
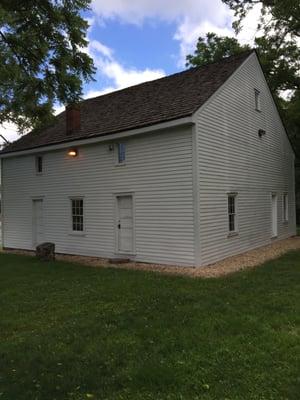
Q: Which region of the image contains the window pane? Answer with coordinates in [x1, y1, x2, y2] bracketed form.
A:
[36, 156, 43, 173]
[254, 89, 261, 111]
[118, 143, 126, 163]
[228, 196, 235, 214]
[229, 214, 235, 231]
[71, 199, 84, 231]
[228, 195, 236, 232]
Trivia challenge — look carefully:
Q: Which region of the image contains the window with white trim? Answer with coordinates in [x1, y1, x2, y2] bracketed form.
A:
[71, 198, 84, 232]
[35, 156, 43, 174]
[117, 143, 126, 164]
[254, 89, 261, 111]
[283, 193, 288, 222]
[228, 193, 237, 233]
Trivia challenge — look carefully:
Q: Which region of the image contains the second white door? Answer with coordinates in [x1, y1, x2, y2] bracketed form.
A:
[117, 195, 134, 253]
[271, 194, 278, 238]
[33, 199, 44, 246]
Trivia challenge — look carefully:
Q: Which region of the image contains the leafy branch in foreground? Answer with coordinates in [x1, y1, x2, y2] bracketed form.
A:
[0, 0, 96, 132]
[222, 0, 300, 39]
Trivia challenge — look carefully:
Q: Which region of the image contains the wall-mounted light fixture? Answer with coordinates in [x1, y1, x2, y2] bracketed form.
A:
[108, 143, 114, 151]
[68, 148, 78, 157]
[258, 129, 266, 138]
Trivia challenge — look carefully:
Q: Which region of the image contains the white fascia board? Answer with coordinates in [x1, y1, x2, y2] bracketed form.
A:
[0, 116, 194, 158]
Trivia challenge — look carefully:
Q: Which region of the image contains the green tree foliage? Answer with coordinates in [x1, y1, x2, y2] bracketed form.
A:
[186, 33, 250, 67]
[220, 0, 300, 140]
[0, 0, 95, 132]
[186, 32, 251, 67]
[222, 0, 300, 39]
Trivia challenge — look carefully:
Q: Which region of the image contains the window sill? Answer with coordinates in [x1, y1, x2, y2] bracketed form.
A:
[68, 232, 86, 237]
[227, 231, 239, 238]
[115, 162, 126, 167]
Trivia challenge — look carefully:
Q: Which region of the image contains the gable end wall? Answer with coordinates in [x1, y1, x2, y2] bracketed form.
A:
[195, 53, 296, 266]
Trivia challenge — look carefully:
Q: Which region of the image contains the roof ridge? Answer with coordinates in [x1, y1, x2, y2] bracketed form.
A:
[83, 49, 254, 104]
[1, 49, 254, 154]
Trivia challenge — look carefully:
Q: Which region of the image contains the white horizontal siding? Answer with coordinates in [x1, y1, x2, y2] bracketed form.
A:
[196, 53, 296, 265]
[2, 127, 195, 265]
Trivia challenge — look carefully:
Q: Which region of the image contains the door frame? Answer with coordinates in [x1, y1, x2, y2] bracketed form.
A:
[113, 192, 136, 255]
[32, 196, 45, 248]
[271, 192, 278, 238]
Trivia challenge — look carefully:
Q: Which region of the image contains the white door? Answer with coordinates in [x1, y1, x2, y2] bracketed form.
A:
[117, 195, 134, 253]
[271, 194, 278, 238]
[33, 199, 44, 246]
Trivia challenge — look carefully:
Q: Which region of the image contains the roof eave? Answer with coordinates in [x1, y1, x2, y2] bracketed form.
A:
[0, 115, 194, 158]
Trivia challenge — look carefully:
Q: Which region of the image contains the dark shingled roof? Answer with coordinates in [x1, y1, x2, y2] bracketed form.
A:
[1, 51, 253, 154]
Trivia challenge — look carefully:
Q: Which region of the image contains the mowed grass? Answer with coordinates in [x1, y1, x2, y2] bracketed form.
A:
[0, 253, 300, 400]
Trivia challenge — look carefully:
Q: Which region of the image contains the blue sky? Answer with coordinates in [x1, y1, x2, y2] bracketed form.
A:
[1, 0, 260, 143]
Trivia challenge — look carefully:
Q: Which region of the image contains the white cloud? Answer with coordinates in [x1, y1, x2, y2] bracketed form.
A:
[0, 122, 19, 146]
[100, 60, 164, 89]
[175, 19, 233, 66]
[86, 16, 95, 32]
[91, 0, 262, 66]
[89, 39, 114, 60]
[84, 87, 117, 99]
[0, 106, 67, 145]
[236, 4, 262, 45]
[54, 105, 65, 115]
[91, 0, 226, 25]
[87, 39, 165, 94]
[91, 0, 232, 66]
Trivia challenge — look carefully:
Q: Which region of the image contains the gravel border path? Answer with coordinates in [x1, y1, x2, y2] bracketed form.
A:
[4, 236, 300, 278]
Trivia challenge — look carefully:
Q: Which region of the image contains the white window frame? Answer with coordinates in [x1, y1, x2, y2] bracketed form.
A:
[116, 142, 126, 165]
[283, 193, 289, 223]
[70, 197, 85, 235]
[254, 88, 261, 112]
[35, 155, 43, 175]
[227, 192, 238, 236]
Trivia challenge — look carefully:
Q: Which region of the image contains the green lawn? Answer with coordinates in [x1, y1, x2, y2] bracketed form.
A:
[0, 253, 300, 400]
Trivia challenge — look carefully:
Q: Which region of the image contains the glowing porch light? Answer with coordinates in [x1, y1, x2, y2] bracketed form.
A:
[68, 148, 78, 157]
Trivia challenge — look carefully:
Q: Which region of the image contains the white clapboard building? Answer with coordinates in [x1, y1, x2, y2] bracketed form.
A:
[0, 51, 296, 266]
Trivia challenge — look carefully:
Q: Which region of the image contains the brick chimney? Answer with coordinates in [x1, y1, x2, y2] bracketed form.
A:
[66, 104, 80, 135]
